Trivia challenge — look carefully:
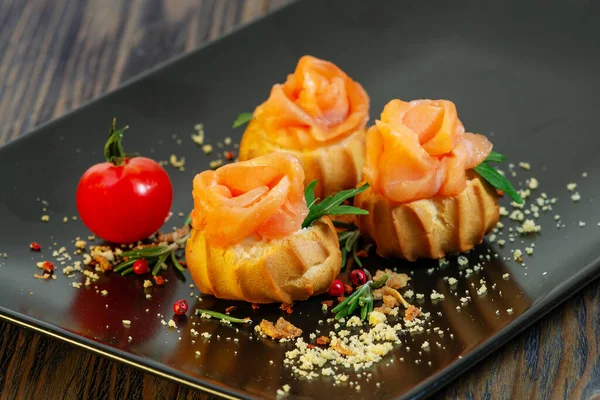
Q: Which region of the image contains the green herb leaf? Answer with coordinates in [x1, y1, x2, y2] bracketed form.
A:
[184, 212, 192, 226]
[332, 274, 387, 320]
[195, 309, 252, 324]
[332, 220, 355, 229]
[372, 273, 389, 289]
[170, 251, 186, 274]
[304, 180, 319, 208]
[474, 162, 523, 204]
[232, 112, 253, 128]
[103, 118, 130, 166]
[152, 252, 170, 275]
[352, 243, 363, 268]
[302, 182, 370, 228]
[326, 205, 369, 216]
[113, 258, 138, 273]
[484, 151, 506, 163]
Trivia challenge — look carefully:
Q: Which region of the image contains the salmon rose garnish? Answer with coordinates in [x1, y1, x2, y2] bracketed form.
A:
[191, 153, 308, 247]
[253, 55, 369, 149]
[239, 56, 370, 198]
[363, 99, 493, 203]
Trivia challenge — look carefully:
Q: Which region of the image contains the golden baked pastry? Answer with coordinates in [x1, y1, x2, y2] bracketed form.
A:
[185, 152, 342, 303]
[355, 173, 499, 261]
[238, 55, 369, 198]
[186, 217, 341, 304]
[356, 99, 499, 260]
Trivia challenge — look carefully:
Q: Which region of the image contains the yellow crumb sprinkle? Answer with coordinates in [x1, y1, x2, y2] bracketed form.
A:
[210, 159, 223, 169]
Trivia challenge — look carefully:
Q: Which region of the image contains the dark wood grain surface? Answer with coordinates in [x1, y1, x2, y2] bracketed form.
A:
[0, 1, 599, 399]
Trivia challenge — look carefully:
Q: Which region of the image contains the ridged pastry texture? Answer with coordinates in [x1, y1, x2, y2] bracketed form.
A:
[185, 217, 342, 304]
[355, 173, 499, 261]
[238, 122, 365, 198]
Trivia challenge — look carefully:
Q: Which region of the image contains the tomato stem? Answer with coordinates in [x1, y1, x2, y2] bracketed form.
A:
[104, 118, 130, 166]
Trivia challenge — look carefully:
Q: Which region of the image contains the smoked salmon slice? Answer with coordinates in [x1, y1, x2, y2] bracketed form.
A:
[364, 99, 493, 203]
[254, 55, 369, 149]
[191, 153, 308, 247]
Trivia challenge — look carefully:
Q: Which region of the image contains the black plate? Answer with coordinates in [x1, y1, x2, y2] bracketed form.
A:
[1, 0, 600, 399]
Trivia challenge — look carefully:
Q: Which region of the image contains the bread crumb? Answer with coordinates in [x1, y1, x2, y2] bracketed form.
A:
[447, 277, 458, 286]
[518, 162, 531, 170]
[513, 249, 523, 260]
[509, 210, 524, 221]
[168, 319, 177, 329]
[101, 290, 108, 296]
[421, 341, 430, 349]
[579, 221, 586, 227]
[346, 316, 363, 327]
[122, 320, 131, 327]
[210, 159, 223, 169]
[567, 183, 577, 191]
[507, 308, 514, 314]
[477, 284, 487, 296]
[502, 273, 510, 279]
[368, 311, 386, 326]
[430, 290, 445, 301]
[525, 247, 533, 255]
[571, 192, 581, 202]
[169, 154, 185, 168]
[41, 215, 50, 222]
[143, 280, 153, 288]
[191, 132, 204, 146]
[528, 178, 539, 190]
[517, 219, 541, 234]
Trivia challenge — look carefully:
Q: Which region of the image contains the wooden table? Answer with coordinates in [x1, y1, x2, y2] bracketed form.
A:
[1, 1, 599, 398]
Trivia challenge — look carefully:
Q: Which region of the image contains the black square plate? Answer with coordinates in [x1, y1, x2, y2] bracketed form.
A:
[1, 0, 599, 399]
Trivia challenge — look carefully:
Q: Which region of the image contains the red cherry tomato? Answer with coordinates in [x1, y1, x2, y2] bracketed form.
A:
[76, 157, 172, 244]
[76, 120, 173, 244]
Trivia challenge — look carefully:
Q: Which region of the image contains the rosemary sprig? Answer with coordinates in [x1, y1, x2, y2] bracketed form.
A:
[113, 237, 189, 277]
[332, 273, 388, 320]
[338, 229, 362, 269]
[113, 215, 193, 277]
[302, 181, 370, 228]
[195, 309, 252, 324]
[232, 112, 253, 128]
[473, 151, 522, 204]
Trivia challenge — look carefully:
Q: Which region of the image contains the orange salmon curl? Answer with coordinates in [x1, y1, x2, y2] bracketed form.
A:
[191, 153, 309, 247]
[364, 99, 493, 203]
[253, 55, 369, 149]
